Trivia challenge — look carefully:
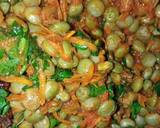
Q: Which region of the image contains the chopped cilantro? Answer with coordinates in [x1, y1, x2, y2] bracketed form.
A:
[0, 88, 10, 115]
[154, 82, 160, 96]
[52, 68, 73, 82]
[49, 116, 60, 128]
[130, 101, 141, 119]
[89, 84, 107, 97]
[0, 59, 19, 76]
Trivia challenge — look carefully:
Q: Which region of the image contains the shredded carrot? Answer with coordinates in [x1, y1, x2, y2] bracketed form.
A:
[137, 94, 147, 107]
[104, 26, 112, 35]
[0, 76, 33, 86]
[82, 64, 95, 86]
[101, 92, 109, 103]
[119, 12, 129, 20]
[64, 31, 76, 39]
[81, 112, 100, 128]
[38, 70, 46, 105]
[26, 65, 35, 77]
[68, 37, 97, 51]
[53, 112, 71, 125]
[7, 94, 26, 101]
[146, 40, 155, 51]
[40, 101, 53, 114]
[60, 0, 68, 21]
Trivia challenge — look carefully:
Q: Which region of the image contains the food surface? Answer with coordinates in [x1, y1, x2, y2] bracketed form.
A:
[0, 0, 160, 128]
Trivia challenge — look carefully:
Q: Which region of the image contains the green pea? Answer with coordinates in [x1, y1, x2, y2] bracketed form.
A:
[19, 121, 33, 128]
[77, 48, 91, 58]
[58, 124, 69, 128]
[82, 97, 100, 111]
[49, 22, 70, 35]
[151, 70, 160, 83]
[59, 110, 67, 119]
[42, 40, 56, 57]
[113, 63, 123, 73]
[91, 28, 103, 37]
[111, 72, 121, 85]
[128, 19, 139, 33]
[132, 40, 145, 53]
[114, 45, 129, 59]
[76, 86, 89, 101]
[22, 88, 40, 111]
[120, 118, 135, 128]
[145, 114, 160, 126]
[68, 4, 83, 17]
[96, 121, 108, 128]
[98, 100, 116, 117]
[9, 82, 25, 94]
[98, 61, 113, 72]
[56, 90, 70, 102]
[0, 2, 10, 14]
[147, 93, 158, 109]
[143, 80, 152, 91]
[136, 26, 151, 41]
[135, 115, 146, 127]
[143, 68, 153, 79]
[87, 0, 105, 17]
[106, 33, 121, 51]
[77, 58, 94, 74]
[34, 116, 50, 128]
[24, 109, 44, 124]
[125, 54, 134, 68]
[155, 4, 160, 18]
[58, 58, 73, 69]
[62, 41, 72, 57]
[45, 80, 60, 100]
[131, 77, 143, 92]
[125, 15, 134, 27]
[104, 7, 119, 22]
[86, 15, 97, 30]
[141, 52, 156, 67]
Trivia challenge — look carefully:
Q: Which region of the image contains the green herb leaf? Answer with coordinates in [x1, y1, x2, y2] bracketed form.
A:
[74, 44, 88, 50]
[0, 88, 8, 97]
[154, 82, 160, 96]
[89, 84, 107, 97]
[115, 84, 125, 98]
[0, 96, 10, 115]
[130, 101, 141, 119]
[52, 68, 73, 81]
[108, 84, 115, 99]
[76, 31, 86, 38]
[49, 116, 60, 128]
[10, 22, 26, 37]
[0, 49, 5, 59]
[0, 59, 19, 76]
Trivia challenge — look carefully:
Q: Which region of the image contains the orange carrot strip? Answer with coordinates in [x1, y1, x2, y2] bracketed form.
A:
[7, 94, 26, 101]
[0, 76, 33, 86]
[68, 37, 97, 51]
[38, 70, 46, 105]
